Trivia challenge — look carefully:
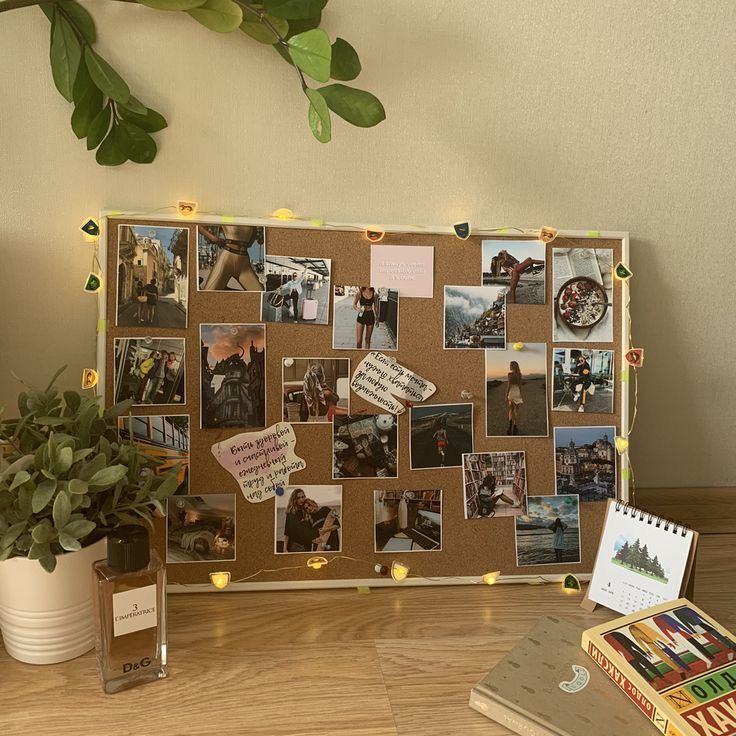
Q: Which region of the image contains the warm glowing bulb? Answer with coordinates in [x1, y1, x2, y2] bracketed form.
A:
[83, 272, 103, 293]
[614, 262, 633, 281]
[562, 574, 582, 593]
[307, 556, 328, 570]
[482, 571, 500, 585]
[79, 217, 100, 239]
[209, 571, 231, 590]
[272, 208, 295, 221]
[538, 226, 558, 243]
[365, 229, 385, 243]
[391, 561, 410, 582]
[177, 200, 198, 217]
[615, 436, 629, 453]
[81, 368, 99, 390]
[513, 342, 525, 351]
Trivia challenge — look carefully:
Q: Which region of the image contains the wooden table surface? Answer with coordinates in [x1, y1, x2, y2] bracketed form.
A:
[1, 532, 733, 736]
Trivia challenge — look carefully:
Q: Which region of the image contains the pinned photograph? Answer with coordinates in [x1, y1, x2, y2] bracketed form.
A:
[200, 324, 266, 430]
[260, 255, 332, 324]
[554, 426, 617, 501]
[374, 490, 442, 552]
[275, 485, 342, 554]
[332, 285, 399, 351]
[282, 358, 350, 423]
[444, 286, 506, 349]
[515, 494, 581, 566]
[116, 225, 188, 328]
[118, 414, 190, 495]
[462, 452, 526, 519]
[552, 348, 614, 413]
[113, 337, 186, 406]
[166, 494, 236, 563]
[482, 240, 546, 304]
[197, 224, 265, 292]
[553, 247, 614, 342]
[485, 343, 548, 437]
[409, 403, 473, 469]
[333, 414, 398, 479]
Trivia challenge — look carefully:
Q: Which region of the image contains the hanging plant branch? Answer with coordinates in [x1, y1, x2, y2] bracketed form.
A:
[1, 0, 385, 165]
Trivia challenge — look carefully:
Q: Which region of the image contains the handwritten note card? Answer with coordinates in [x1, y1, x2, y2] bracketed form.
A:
[211, 422, 306, 503]
[351, 352, 436, 414]
[370, 244, 434, 298]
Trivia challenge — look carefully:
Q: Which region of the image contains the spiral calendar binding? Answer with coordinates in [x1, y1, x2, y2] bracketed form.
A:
[614, 500, 690, 537]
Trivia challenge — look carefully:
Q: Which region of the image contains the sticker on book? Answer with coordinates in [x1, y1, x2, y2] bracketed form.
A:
[212, 422, 306, 503]
[350, 352, 436, 415]
[558, 664, 590, 693]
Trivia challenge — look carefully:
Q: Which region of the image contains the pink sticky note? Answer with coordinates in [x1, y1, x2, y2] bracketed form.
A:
[370, 244, 434, 298]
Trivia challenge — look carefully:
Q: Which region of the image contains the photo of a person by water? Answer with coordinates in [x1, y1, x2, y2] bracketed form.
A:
[515, 494, 581, 566]
[485, 343, 548, 437]
[410, 403, 473, 469]
[482, 240, 546, 305]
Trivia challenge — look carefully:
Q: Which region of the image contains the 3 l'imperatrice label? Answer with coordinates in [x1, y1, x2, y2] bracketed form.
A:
[112, 585, 157, 637]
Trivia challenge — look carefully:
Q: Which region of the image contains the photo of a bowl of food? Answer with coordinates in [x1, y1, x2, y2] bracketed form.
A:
[555, 276, 609, 329]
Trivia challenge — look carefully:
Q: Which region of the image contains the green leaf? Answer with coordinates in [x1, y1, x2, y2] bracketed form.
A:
[71, 54, 94, 105]
[137, 0, 206, 9]
[56, 446, 73, 474]
[330, 38, 361, 81]
[33, 416, 68, 427]
[39, 554, 57, 573]
[96, 124, 128, 166]
[240, 13, 288, 44]
[152, 473, 179, 500]
[71, 81, 104, 139]
[78, 452, 107, 481]
[0, 521, 26, 550]
[263, 0, 326, 20]
[117, 121, 157, 164]
[49, 9, 82, 102]
[63, 390, 81, 413]
[52, 490, 71, 530]
[285, 12, 320, 37]
[72, 448, 94, 464]
[63, 519, 96, 539]
[84, 47, 130, 104]
[288, 29, 331, 83]
[32, 479, 57, 513]
[59, 1, 97, 43]
[305, 87, 331, 143]
[88, 464, 128, 489]
[117, 105, 168, 133]
[31, 521, 58, 544]
[68, 478, 88, 495]
[119, 95, 148, 116]
[58, 532, 81, 552]
[28, 541, 51, 560]
[319, 84, 385, 127]
[187, 0, 242, 32]
[9, 470, 30, 491]
[86, 105, 111, 149]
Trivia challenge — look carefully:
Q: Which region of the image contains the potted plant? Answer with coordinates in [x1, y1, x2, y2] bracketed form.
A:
[0, 367, 179, 665]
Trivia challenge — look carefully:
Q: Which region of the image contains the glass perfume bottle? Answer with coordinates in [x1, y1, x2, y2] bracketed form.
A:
[93, 525, 168, 694]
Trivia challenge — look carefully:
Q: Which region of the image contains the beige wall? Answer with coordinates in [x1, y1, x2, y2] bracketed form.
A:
[1, 1, 734, 486]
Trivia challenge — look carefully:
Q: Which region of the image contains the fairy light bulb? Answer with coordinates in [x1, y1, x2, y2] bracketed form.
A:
[482, 571, 500, 585]
[307, 556, 328, 570]
[391, 561, 410, 582]
[512, 342, 525, 351]
[365, 229, 385, 243]
[272, 208, 295, 221]
[81, 368, 99, 390]
[79, 217, 100, 240]
[615, 436, 629, 453]
[209, 572, 231, 590]
[562, 574, 582, 593]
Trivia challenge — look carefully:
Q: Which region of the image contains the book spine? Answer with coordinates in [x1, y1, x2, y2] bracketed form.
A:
[469, 689, 560, 736]
[582, 635, 689, 736]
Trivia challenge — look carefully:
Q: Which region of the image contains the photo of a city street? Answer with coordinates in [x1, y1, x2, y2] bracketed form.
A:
[116, 225, 188, 328]
[554, 426, 617, 501]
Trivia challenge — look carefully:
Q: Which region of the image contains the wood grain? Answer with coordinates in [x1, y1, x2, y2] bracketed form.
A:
[1, 530, 732, 736]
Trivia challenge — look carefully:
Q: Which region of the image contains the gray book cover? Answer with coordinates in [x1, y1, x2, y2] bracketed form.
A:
[470, 615, 660, 736]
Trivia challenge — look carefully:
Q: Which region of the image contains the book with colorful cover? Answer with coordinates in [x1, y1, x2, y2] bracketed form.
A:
[582, 599, 736, 736]
[469, 615, 660, 735]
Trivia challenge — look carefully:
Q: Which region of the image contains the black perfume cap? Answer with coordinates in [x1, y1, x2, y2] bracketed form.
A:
[107, 525, 151, 572]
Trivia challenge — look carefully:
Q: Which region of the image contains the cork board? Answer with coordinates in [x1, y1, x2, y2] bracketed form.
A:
[102, 217, 628, 588]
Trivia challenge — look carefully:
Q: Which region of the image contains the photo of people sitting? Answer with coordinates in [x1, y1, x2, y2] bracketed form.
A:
[332, 415, 398, 478]
[166, 494, 236, 563]
[552, 348, 614, 413]
[282, 358, 350, 423]
[113, 337, 186, 406]
[463, 452, 526, 519]
[374, 490, 442, 552]
[275, 486, 342, 554]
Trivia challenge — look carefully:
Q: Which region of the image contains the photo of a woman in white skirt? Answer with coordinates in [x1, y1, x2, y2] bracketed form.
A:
[506, 360, 523, 435]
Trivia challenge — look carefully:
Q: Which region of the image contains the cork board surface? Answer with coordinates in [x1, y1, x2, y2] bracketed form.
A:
[105, 220, 623, 585]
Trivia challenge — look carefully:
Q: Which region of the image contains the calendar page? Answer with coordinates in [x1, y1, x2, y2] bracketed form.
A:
[587, 500, 695, 615]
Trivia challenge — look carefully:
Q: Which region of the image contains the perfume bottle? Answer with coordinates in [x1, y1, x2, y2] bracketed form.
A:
[93, 525, 168, 694]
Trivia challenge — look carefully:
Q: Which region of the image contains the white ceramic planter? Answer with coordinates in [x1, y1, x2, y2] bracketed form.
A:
[0, 537, 107, 665]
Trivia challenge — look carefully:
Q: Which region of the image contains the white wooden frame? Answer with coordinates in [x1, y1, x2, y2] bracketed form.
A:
[97, 212, 630, 593]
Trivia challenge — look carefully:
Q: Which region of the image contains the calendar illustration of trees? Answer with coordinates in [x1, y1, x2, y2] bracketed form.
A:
[611, 537, 668, 583]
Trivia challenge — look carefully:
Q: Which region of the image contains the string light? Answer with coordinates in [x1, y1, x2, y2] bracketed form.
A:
[83, 272, 102, 293]
[79, 217, 100, 239]
[209, 571, 231, 589]
[177, 200, 198, 217]
[390, 561, 410, 582]
[271, 208, 295, 220]
[562, 574, 582, 593]
[306, 556, 328, 570]
[365, 228, 385, 243]
[538, 226, 558, 243]
[482, 571, 500, 585]
[453, 222, 471, 240]
[624, 348, 644, 367]
[81, 368, 99, 390]
[614, 261, 633, 280]
[615, 436, 629, 453]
